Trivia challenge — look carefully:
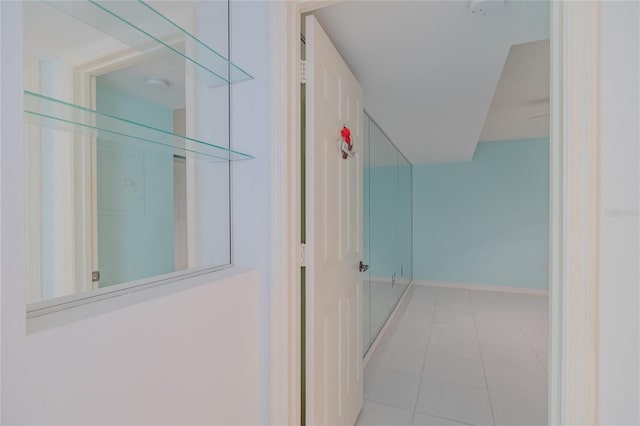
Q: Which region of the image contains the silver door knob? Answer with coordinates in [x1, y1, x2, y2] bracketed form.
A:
[359, 261, 369, 272]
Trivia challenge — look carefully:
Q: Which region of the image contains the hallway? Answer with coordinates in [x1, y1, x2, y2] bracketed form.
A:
[358, 285, 548, 426]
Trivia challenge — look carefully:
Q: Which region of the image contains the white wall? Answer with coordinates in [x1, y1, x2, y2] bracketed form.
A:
[0, 3, 23, 424]
[4, 270, 262, 425]
[1, 1, 271, 424]
[0, 1, 7, 422]
[598, 2, 640, 424]
[229, 1, 272, 421]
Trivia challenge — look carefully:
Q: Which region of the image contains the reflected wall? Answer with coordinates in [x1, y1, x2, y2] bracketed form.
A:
[24, 1, 239, 304]
[363, 113, 413, 355]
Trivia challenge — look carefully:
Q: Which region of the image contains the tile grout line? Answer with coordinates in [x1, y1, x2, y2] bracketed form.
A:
[360, 286, 417, 424]
[468, 290, 497, 426]
[361, 396, 473, 425]
[415, 411, 475, 426]
[367, 288, 548, 425]
[409, 286, 439, 425]
[499, 292, 549, 373]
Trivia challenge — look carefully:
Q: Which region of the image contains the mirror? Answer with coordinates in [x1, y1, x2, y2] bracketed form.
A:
[363, 113, 413, 355]
[362, 115, 371, 352]
[24, 1, 236, 305]
[368, 118, 400, 341]
[398, 154, 413, 287]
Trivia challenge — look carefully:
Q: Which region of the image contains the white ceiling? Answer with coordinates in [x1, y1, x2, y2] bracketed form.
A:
[24, 1, 196, 62]
[97, 54, 187, 111]
[24, 1, 108, 62]
[313, 0, 550, 164]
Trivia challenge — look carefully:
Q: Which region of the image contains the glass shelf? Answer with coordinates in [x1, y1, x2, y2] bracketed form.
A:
[24, 91, 253, 162]
[42, 0, 252, 87]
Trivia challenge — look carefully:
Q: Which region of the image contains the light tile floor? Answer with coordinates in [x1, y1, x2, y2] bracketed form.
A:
[358, 285, 548, 426]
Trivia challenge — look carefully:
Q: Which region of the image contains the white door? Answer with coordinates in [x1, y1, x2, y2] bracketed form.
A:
[305, 15, 364, 426]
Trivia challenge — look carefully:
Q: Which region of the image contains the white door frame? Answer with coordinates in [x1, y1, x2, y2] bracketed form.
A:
[70, 9, 200, 289]
[269, 1, 600, 425]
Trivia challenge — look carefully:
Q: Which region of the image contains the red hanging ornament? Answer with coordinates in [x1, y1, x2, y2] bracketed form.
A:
[341, 126, 352, 159]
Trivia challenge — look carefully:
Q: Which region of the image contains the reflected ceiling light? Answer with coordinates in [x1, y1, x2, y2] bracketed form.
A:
[145, 77, 171, 88]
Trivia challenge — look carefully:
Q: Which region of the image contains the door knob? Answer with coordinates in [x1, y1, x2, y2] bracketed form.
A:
[359, 261, 369, 272]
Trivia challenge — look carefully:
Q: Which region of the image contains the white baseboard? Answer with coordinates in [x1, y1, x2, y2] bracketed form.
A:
[412, 280, 549, 296]
[366, 276, 411, 285]
[366, 275, 391, 283]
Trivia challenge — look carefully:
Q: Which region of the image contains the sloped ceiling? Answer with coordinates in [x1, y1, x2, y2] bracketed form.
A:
[312, 1, 550, 164]
[480, 38, 550, 142]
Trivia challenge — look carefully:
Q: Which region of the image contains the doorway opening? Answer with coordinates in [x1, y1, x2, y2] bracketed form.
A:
[292, 3, 564, 426]
[271, 2, 601, 425]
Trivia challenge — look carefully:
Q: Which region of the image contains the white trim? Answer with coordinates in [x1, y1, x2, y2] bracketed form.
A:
[27, 266, 254, 333]
[27, 263, 232, 319]
[73, 58, 99, 293]
[39, 60, 79, 298]
[269, 2, 302, 425]
[367, 275, 410, 285]
[24, 58, 43, 303]
[269, 3, 345, 424]
[1, 0, 27, 377]
[549, 4, 564, 423]
[412, 280, 549, 296]
[269, 1, 288, 424]
[181, 8, 200, 269]
[549, 2, 600, 425]
[184, 71, 200, 269]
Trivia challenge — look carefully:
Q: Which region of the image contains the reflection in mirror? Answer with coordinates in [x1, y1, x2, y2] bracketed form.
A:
[24, 1, 237, 305]
[362, 116, 371, 353]
[362, 113, 413, 355]
[368, 120, 401, 342]
[398, 155, 413, 287]
[94, 61, 190, 288]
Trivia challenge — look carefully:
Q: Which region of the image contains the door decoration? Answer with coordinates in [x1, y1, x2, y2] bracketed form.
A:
[341, 125, 354, 159]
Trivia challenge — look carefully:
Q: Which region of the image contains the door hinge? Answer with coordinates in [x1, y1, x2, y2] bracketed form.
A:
[92, 271, 100, 282]
[300, 59, 307, 84]
[299, 243, 307, 267]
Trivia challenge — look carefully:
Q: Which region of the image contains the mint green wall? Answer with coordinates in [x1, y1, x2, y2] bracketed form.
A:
[364, 164, 413, 282]
[95, 82, 174, 287]
[368, 166, 399, 279]
[413, 138, 549, 289]
[398, 158, 412, 282]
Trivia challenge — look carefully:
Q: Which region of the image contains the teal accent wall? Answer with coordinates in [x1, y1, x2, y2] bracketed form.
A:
[364, 164, 413, 281]
[398, 159, 413, 281]
[363, 167, 370, 267]
[413, 138, 549, 289]
[95, 82, 175, 287]
[368, 166, 399, 279]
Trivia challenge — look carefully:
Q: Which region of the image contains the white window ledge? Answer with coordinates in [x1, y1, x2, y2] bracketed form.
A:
[27, 266, 256, 334]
